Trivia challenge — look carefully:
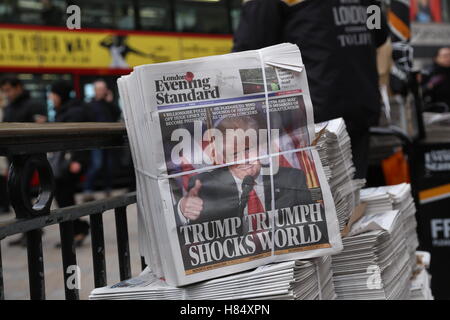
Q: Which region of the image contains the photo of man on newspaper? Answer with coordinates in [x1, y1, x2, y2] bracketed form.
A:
[164, 108, 331, 274]
[176, 115, 313, 228]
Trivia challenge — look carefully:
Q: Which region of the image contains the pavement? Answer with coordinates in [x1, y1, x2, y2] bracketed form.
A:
[0, 190, 142, 300]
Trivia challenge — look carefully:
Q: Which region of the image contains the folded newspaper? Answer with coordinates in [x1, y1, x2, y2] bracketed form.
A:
[118, 43, 342, 286]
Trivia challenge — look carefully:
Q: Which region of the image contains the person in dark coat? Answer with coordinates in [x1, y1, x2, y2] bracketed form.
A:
[48, 80, 91, 246]
[87, 80, 121, 123]
[422, 46, 450, 111]
[233, 0, 390, 179]
[82, 80, 121, 202]
[0, 76, 47, 123]
[1, 76, 46, 223]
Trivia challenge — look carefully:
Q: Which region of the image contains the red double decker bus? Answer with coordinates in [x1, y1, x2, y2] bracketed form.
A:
[0, 0, 239, 111]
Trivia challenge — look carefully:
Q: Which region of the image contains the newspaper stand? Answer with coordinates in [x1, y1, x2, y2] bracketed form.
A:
[413, 138, 450, 300]
[369, 72, 450, 300]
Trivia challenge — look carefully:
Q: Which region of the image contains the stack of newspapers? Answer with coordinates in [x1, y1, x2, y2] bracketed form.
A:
[315, 119, 366, 231]
[89, 256, 335, 300]
[331, 183, 420, 300]
[118, 43, 343, 286]
[360, 184, 419, 269]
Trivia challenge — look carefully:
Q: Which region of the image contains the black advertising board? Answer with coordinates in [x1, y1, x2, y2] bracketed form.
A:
[414, 142, 450, 300]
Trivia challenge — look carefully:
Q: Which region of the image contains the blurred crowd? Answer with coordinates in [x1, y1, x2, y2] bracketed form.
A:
[0, 76, 128, 247]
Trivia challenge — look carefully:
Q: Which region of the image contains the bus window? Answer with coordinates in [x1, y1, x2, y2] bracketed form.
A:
[113, 0, 136, 30]
[72, 0, 137, 29]
[84, 83, 95, 103]
[175, 0, 230, 34]
[72, 0, 115, 28]
[229, 0, 243, 33]
[139, 0, 172, 31]
[0, 0, 18, 24]
[0, 0, 66, 26]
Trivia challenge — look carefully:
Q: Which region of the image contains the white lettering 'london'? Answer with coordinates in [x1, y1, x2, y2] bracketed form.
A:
[332, 2, 374, 48]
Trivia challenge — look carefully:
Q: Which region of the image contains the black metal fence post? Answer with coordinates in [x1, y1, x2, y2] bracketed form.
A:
[114, 206, 131, 281]
[90, 213, 107, 288]
[26, 229, 45, 300]
[0, 242, 4, 300]
[59, 221, 79, 300]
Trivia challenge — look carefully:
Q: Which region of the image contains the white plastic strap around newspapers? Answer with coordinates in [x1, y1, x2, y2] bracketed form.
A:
[181, 286, 188, 300]
[135, 146, 317, 180]
[315, 259, 322, 300]
[135, 167, 159, 180]
[258, 49, 277, 261]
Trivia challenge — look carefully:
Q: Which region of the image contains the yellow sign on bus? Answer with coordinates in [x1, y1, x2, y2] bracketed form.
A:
[0, 26, 233, 70]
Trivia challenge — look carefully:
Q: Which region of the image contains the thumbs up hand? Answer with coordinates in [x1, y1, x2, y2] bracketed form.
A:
[180, 179, 203, 221]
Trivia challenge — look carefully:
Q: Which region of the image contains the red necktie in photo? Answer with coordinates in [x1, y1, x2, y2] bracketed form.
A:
[247, 189, 265, 231]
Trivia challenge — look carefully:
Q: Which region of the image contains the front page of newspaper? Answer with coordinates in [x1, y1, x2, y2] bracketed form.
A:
[128, 44, 342, 286]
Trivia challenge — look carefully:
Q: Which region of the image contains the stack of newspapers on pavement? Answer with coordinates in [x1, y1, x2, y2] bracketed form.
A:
[315, 118, 366, 231]
[410, 251, 433, 300]
[331, 183, 420, 300]
[89, 256, 335, 300]
[360, 183, 419, 269]
[118, 43, 343, 286]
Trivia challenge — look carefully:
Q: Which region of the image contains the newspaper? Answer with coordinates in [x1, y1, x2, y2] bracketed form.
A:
[118, 43, 342, 286]
[347, 210, 400, 236]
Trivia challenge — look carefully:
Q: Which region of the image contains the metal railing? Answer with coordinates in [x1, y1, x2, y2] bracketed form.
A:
[0, 122, 137, 300]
